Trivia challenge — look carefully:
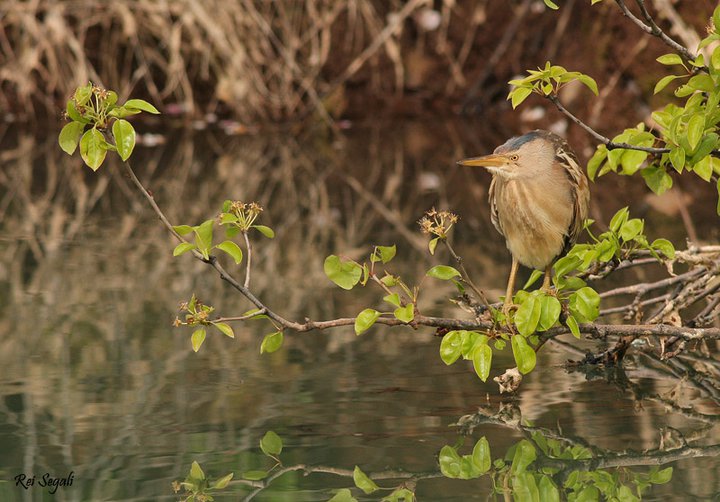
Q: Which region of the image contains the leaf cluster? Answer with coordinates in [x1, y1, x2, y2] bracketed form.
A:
[174, 295, 235, 352]
[59, 83, 159, 170]
[588, 6, 720, 211]
[172, 461, 233, 502]
[242, 431, 284, 481]
[324, 245, 422, 335]
[328, 467, 415, 502]
[507, 62, 598, 109]
[219, 200, 275, 238]
[438, 432, 671, 501]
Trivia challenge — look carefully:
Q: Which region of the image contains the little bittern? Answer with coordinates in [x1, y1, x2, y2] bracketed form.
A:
[457, 130, 590, 310]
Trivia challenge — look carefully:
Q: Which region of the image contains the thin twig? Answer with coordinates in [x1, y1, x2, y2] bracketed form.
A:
[442, 239, 491, 307]
[213, 308, 267, 323]
[614, 0, 696, 62]
[243, 231, 252, 289]
[547, 95, 670, 154]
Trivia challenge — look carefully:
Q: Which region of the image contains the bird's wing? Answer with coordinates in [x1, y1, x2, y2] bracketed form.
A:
[556, 144, 590, 253]
[488, 177, 506, 238]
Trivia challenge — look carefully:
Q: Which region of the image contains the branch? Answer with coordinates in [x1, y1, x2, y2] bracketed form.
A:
[614, 0, 697, 62]
[547, 95, 670, 154]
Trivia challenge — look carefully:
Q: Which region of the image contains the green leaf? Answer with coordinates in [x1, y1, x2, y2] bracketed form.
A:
[511, 335, 537, 374]
[216, 240, 243, 264]
[376, 245, 396, 264]
[382, 487, 415, 502]
[609, 207, 629, 233]
[328, 488, 358, 502]
[74, 83, 92, 106]
[214, 322, 234, 338]
[620, 149, 648, 175]
[260, 331, 283, 354]
[687, 114, 705, 151]
[693, 155, 713, 181]
[394, 304, 414, 323]
[656, 53, 684, 66]
[66, 99, 89, 123]
[438, 445, 463, 478]
[472, 343, 492, 382]
[669, 146, 685, 172]
[260, 431, 283, 456]
[566, 315, 581, 339]
[587, 145, 608, 180]
[123, 98, 160, 114]
[190, 461, 206, 481]
[514, 294, 541, 336]
[650, 466, 673, 484]
[381, 274, 398, 287]
[354, 308, 381, 335]
[523, 269, 543, 289]
[439, 330, 463, 365]
[107, 106, 140, 119]
[537, 295, 561, 331]
[79, 128, 107, 171]
[323, 255, 362, 290]
[194, 220, 214, 255]
[543, 0, 559, 10]
[112, 119, 136, 161]
[712, 46, 720, 70]
[428, 237, 440, 255]
[510, 86, 533, 109]
[510, 440, 537, 473]
[191, 328, 206, 352]
[568, 287, 600, 323]
[619, 218, 644, 241]
[652, 238, 675, 259]
[688, 74, 714, 92]
[211, 472, 234, 489]
[654, 75, 681, 94]
[538, 475, 560, 502]
[173, 242, 196, 257]
[58, 121, 85, 155]
[642, 166, 673, 195]
[353, 466, 379, 494]
[242, 470, 268, 481]
[383, 293, 401, 307]
[174, 225, 194, 236]
[426, 265, 461, 280]
[253, 225, 275, 238]
[471, 437, 491, 474]
[576, 74, 599, 95]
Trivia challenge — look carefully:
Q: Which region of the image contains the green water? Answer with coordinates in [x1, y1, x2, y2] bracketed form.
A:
[0, 122, 718, 501]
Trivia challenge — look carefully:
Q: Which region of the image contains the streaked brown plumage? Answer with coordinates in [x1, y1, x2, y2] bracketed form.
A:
[457, 130, 590, 309]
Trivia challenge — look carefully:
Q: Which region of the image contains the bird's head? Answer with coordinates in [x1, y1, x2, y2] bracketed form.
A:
[457, 130, 560, 180]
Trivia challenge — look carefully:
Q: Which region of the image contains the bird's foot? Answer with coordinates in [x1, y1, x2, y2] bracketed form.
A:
[540, 285, 557, 297]
[500, 302, 518, 324]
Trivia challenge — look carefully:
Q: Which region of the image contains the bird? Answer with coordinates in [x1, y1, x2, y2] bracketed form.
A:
[457, 130, 590, 312]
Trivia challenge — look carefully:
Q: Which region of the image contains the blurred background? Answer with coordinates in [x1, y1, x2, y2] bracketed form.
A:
[1, 1, 719, 500]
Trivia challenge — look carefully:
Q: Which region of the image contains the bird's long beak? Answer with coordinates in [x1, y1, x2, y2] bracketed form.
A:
[456, 154, 508, 176]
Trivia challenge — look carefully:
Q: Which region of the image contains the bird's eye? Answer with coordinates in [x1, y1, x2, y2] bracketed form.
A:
[510, 154, 519, 161]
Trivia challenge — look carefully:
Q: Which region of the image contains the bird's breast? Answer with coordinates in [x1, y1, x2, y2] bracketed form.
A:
[493, 176, 574, 270]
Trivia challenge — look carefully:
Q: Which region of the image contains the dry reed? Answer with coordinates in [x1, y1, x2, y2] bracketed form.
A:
[0, 0, 479, 123]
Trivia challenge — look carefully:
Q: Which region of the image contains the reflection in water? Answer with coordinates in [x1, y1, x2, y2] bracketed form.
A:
[0, 123, 719, 500]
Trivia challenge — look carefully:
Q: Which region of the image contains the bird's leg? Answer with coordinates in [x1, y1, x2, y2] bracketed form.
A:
[502, 258, 519, 318]
[541, 265, 553, 292]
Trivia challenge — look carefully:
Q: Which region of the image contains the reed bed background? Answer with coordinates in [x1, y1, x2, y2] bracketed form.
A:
[0, 0, 715, 126]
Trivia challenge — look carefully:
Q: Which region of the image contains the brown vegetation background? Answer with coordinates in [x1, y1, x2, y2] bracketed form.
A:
[1, 0, 716, 138]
